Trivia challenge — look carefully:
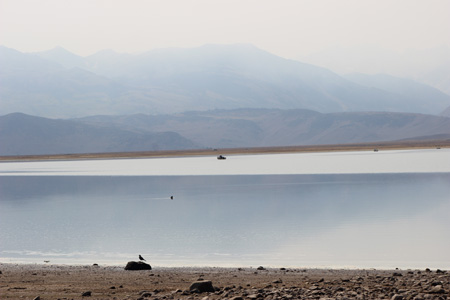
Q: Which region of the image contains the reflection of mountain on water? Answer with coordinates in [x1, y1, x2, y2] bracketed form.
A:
[1, 173, 449, 267]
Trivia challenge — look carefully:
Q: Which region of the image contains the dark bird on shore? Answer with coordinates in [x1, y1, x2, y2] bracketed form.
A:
[139, 255, 146, 261]
[170, 196, 173, 200]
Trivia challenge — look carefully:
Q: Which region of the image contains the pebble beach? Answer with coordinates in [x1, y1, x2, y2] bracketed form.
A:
[0, 263, 448, 300]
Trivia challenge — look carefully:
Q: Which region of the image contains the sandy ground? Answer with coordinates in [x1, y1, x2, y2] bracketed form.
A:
[0, 263, 448, 300]
[1, 140, 449, 162]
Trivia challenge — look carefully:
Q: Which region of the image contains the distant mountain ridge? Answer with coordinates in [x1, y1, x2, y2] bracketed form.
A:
[300, 44, 450, 95]
[33, 46, 88, 69]
[2, 109, 450, 155]
[441, 105, 450, 117]
[1, 44, 449, 118]
[79, 109, 450, 149]
[344, 73, 450, 115]
[0, 113, 198, 155]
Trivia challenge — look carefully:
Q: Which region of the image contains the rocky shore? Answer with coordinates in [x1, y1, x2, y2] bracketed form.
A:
[0, 264, 448, 300]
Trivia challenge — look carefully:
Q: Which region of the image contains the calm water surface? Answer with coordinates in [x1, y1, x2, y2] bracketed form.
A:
[1, 173, 449, 269]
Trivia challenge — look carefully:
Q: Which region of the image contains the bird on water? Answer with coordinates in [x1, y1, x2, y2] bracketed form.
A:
[139, 255, 146, 261]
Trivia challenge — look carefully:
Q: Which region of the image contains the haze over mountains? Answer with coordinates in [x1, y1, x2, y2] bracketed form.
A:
[1, 44, 450, 118]
[300, 45, 450, 95]
[0, 113, 198, 155]
[2, 109, 450, 156]
[78, 109, 450, 148]
[1, 44, 450, 156]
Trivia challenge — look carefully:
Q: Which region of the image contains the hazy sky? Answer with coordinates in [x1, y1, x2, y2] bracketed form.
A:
[1, 0, 449, 59]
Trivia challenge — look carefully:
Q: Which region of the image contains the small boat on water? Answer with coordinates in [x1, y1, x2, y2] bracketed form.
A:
[217, 155, 226, 160]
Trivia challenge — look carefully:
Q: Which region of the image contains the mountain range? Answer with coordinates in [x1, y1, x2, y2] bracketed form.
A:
[0, 113, 197, 155]
[1, 44, 450, 156]
[300, 44, 450, 96]
[1, 44, 450, 118]
[2, 109, 450, 156]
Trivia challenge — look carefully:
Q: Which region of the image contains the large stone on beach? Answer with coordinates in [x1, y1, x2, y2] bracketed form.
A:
[124, 261, 152, 271]
[430, 285, 446, 294]
[189, 280, 215, 293]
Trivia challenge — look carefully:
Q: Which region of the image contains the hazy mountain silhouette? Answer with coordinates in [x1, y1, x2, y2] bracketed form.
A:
[0, 46, 132, 117]
[300, 44, 450, 95]
[33, 46, 88, 69]
[441, 105, 450, 117]
[344, 73, 450, 115]
[79, 109, 450, 149]
[2, 109, 449, 156]
[2, 44, 449, 117]
[0, 113, 198, 155]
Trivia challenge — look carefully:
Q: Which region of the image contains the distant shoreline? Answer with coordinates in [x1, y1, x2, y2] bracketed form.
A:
[1, 139, 448, 162]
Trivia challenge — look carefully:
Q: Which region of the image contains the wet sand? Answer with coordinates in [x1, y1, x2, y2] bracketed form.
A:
[0, 263, 448, 299]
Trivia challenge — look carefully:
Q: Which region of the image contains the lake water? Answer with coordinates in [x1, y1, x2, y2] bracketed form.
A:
[1, 150, 449, 269]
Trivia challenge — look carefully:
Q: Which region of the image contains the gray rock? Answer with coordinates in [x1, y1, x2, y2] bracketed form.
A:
[189, 280, 215, 293]
[413, 294, 426, 300]
[430, 281, 443, 286]
[430, 285, 445, 294]
[272, 279, 282, 284]
[124, 261, 152, 271]
[139, 290, 151, 296]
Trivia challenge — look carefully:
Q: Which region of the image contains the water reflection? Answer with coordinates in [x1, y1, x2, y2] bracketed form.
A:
[1, 173, 449, 268]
